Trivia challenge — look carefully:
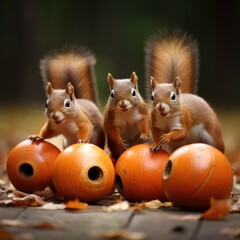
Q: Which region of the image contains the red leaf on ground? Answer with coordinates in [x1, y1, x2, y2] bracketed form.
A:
[0, 227, 14, 240]
[65, 199, 89, 210]
[200, 197, 230, 220]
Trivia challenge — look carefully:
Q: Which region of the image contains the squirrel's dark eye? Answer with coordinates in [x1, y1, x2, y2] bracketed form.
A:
[170, 92, 176, 101]
[45, 99, 49, 108]
[64, 99, 71, 108]
[151, 92, 155, 101]
[110, 89, 115, 98]
[131, 88, 136, 97]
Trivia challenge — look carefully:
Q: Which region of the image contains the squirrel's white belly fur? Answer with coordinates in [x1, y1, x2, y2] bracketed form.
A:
[114, 108, 142, 141]
[52, 120, 79, 147]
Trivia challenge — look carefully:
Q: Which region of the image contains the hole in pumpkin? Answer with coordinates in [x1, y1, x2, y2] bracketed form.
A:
[19, 163, 34, 178]
[115, 174, 123, 191]
[163, 160, 172, 180]
[88, 166, 103, 181]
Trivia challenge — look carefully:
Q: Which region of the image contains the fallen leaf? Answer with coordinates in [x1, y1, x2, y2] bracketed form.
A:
[132, 200, 173, 211]
[100, 229, 147, 240]
[38, 202, 65, 210]
[131, 203, 145, 212]
[1, 193, 45, 207]
[200, 197, 230, 220]
[231, 198, 240, 213]
[0, 219, 29, 228]
[33, 222, 56, 229]
[65, 199, 89, 210]
[220, 227, 240, 238]
[102, 201, 130, 212]
[34, 187, 54, 200]
[0, 227, 14, 240]
[12, 190, 28, 198]
[145, 200, 173, 209]
[0, 219, 63, 230]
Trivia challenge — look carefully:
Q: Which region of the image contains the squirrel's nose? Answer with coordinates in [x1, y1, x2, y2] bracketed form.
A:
[119, 100, 128, 109]
[159, 103, 165, 111]
[51, 112, 60, 120]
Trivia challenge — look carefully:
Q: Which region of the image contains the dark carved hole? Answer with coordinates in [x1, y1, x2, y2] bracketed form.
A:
[88, 166, 103, 181]
[19, 163, 34, 178]
[163, 160, 172, 180]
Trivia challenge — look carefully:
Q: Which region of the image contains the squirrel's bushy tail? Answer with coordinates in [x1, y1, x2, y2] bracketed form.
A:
[144, 30, 199, 94]
[40, 47, 99, 106]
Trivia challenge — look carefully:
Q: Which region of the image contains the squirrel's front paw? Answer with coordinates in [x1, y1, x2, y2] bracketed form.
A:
[28, 135, 44, 142]
[78, 139, 90, 144]
[150, 143, 162, 152]
[159, 134, 170, 146]
[140, 134, 150, 143]
[120, 140, 128, 150]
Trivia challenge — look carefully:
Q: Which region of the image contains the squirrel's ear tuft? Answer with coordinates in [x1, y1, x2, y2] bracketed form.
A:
[107, 73, 114, 89]
[150, 76, 156, 90]
[66, 82, 75, 100]
[173, 77, 182, 94]
[46, 82, 53, 95]
[130, 72, 138, 88]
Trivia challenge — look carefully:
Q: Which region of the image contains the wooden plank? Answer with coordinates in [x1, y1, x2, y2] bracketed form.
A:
[128, 209, 200, 240]
[0, 206, 25, 219]
[3, 207, 133, 240]
[195, 213, 240, 240]
[1, 206, 240, 240]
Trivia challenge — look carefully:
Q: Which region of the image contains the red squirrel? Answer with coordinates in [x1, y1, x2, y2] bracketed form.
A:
[103, 72, 150, 160]
[29, 47, 105, 149]
[145, 31, 225, 153]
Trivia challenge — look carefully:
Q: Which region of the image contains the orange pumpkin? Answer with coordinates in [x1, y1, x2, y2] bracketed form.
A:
[115, 144, 170, 202]
[52, 143, 115, 202]
[163, 143, 233, 211]
[7, 140, 61, 193]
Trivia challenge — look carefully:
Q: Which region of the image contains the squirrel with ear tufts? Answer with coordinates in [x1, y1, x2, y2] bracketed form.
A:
[103, 72, 151, 160]
[145, 30, 225, 153]
[29, 47, 105, 149]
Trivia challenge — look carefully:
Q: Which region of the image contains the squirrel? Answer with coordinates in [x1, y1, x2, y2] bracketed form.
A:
[103, 72, 150, 160]
[29, 47, 105, 149]
[144, 30, 225, 153]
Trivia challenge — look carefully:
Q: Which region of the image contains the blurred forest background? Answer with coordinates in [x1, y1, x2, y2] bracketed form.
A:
[1, 0, 240, 106]
[0, 0, 240, 168]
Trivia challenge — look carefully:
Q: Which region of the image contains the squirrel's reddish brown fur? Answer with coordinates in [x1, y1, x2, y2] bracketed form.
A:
[145, 31, 224, 153]
[29, 47, 105, 149]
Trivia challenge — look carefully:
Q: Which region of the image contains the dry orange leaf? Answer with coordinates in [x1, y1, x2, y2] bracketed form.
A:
[0, 192, 45, 207]
[65, 198, 89, 210]
[0, 227, 14, 240]
[200, 197, 230, 220]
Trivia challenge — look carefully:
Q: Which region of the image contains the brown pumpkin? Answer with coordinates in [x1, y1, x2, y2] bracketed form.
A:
[163, 143, 233, 211]
[52, 143, 115, 203]
[115, 144, 170, 202]
[7, 140, 61, 193]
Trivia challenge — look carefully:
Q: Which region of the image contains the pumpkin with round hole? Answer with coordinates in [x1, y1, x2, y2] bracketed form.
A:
[52, 143, 115, 202]
[115, 144, 170, 202]
[7, 139, 61, 193]
[163, 143, 233, 211]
